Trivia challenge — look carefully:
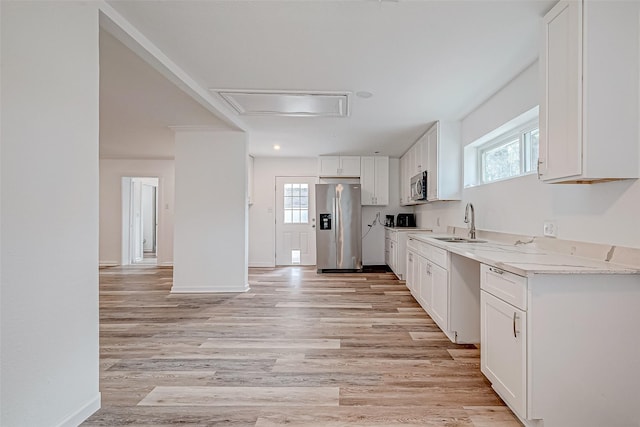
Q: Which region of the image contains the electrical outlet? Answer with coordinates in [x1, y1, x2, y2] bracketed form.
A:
[543, 221, 558, 238]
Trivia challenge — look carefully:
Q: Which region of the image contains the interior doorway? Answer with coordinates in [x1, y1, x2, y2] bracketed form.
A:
[122, 177, 159, 265]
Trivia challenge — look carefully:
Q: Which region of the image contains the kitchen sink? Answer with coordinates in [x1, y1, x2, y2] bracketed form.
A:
[434, 237, 488, 243]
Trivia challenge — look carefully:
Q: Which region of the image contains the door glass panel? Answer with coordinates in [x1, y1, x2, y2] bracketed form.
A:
[283, 183, 309, 224]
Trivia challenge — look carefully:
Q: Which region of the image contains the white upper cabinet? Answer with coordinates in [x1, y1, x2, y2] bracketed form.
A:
[539, 0, 640, 183]
[399, 155, 411, 205]
[400, 121, 461, 205]
[425, 121, 462, 202]
[360, 156, 389, 205]
[318, 156, 361, 177]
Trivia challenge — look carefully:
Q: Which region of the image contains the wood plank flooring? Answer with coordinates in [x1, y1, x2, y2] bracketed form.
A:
[83, 266, 521, 426]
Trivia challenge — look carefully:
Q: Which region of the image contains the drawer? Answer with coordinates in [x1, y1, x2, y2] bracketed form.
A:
[416, 242, 430, 259]
[385, 229, 392, 240]
[429, 246, 448, 269]
[480, 264, 527, 310]
[407, 237, 420, 252]
[386, 229, 398, 243]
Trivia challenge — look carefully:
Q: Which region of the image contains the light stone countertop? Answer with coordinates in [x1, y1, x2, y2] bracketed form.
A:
[407, 232, 640, 277]
[384, 227, 432, 231]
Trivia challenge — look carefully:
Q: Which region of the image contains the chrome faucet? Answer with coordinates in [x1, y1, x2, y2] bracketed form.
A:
[464, 203, 476, 240]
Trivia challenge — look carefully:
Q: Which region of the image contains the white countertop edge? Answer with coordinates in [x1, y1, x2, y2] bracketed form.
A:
[407, 233, 640, 277]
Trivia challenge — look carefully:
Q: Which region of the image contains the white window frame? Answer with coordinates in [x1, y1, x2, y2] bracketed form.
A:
[475, 119, 539, 185]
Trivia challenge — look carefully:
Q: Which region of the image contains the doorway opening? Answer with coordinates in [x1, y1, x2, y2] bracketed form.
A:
[122, 177, 159, 265]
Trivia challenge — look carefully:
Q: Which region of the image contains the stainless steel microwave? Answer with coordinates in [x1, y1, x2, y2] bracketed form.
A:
[410, 171, 427, 201]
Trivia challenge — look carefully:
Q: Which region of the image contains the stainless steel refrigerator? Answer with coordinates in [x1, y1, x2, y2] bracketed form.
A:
[315, 183, 362, 272]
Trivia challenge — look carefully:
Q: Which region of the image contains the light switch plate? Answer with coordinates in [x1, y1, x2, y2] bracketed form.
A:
[543, 221, 558, 238]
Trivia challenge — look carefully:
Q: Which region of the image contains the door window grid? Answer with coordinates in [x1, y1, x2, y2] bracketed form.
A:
[283, 183, 309, 224]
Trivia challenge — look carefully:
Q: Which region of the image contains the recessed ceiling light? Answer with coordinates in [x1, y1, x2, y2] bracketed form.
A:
[356, 91, 373, 99]
[273, 144, 281, 150]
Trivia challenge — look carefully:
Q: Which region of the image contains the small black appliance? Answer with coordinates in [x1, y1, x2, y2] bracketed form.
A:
[385, 215, 395, 227]
[396, 213, 416, 228]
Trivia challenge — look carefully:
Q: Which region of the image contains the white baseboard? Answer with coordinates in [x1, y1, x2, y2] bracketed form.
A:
[171, 283, 250, 293]
[99, 261, 119, 267]
[248, 261, 275, 268]
[56, 393, 101, 427]
[157, 261, 174, 267]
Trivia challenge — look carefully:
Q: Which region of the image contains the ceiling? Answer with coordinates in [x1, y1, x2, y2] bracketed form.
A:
[99, 30, 230, 159]
[101, 0, 555, 159]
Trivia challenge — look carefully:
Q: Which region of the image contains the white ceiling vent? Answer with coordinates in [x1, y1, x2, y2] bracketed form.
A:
[214, 90, 350, 117]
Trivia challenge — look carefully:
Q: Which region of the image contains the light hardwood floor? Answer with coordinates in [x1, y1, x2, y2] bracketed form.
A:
[83, 266, 522, 426]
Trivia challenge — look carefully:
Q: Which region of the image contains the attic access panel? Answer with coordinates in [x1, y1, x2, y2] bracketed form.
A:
[215, 90, 350, 117]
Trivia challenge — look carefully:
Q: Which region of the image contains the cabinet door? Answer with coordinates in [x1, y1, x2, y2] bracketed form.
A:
[339, 156, 361, 177]
[426, 125, 438, 201]
[360, 156, 376, 205]
[385, 238, 391, 266]
[481, 291, 527, 419]
[540, 0, 582, 181]
[318, 156, 340, 176]
[389, 240, 397, 273]
[406, 251, 415, 293]
[408, 146, 416, 178]
[401, 154, 411, 205]
[417, 257, 431, 312]
[430, 262, 448, 330]
[418, 135, 429, 174]
[414, 139, 423, 174]
[374, 156, 389, 205]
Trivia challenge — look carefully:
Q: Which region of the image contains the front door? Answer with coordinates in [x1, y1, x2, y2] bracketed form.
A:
[275, 176, 317, 266]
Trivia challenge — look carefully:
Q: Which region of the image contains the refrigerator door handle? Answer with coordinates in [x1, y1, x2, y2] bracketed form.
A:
[334, 192, 340, 268]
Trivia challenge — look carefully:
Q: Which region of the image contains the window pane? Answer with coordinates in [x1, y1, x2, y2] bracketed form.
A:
[284, 184, 292, 197]
[527, 129, 539, 172]
[284, 196, 292, 209]
[292, 184, 300, 197]
[284, 209, 292, 223]
[300, 210, 308, 223]
[292, 197, 301, 208]
[482, 139, 521, 182]
[300, 196, 308, 208]
[292, 210, 300, 223]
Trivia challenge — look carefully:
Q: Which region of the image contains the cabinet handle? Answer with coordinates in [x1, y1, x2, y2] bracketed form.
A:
[513, 312, 518, 338]
[537, 159, 544, 178]
[489, 267, 504, 275]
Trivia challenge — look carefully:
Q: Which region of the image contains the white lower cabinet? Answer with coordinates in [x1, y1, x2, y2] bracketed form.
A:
[406, 238, 480, 343]
[481, 290, 527, 419]
[417, 256, 430, 311]
[386, 229, 421, 280]
[429, 262, 448, 329]
[478, 263, 640, 427]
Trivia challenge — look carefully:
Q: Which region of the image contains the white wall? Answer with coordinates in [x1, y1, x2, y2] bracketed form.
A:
[249, 157, 404, 267]
[1, 2, 101, 425]
[249, 157, 318, 267]
[415, 61, 640, 249]
[100, 159, 175, 266]
[172, 130, 248, 292]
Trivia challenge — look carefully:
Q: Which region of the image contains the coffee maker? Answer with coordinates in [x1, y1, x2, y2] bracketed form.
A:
[385, 215, 395, 227]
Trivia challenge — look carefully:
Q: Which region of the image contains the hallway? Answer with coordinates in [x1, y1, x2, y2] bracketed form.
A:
[84, 266, 520, 426]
